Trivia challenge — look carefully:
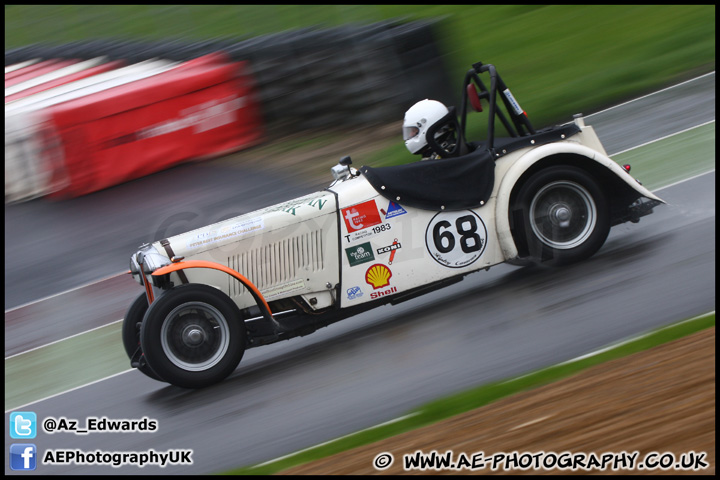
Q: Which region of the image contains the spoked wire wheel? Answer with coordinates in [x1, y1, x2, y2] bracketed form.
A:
[529, 180, 597, 250]
[141, 284, 246, 388]
[160, 302, 230, 372]
[514, 166, 610, 266]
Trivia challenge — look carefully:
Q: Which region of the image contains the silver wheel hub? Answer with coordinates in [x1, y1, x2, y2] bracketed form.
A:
[529, 180, 597, 250]
[550, 204, 572, 227]
[160, 302, 230, 371]
[182, 325, 206, 346]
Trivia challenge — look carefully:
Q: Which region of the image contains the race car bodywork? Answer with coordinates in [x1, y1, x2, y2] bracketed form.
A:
[123, 61, 663, 388]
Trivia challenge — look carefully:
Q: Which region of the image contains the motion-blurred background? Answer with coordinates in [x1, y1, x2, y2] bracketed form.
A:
[5, 5, 715, 203]
[3, 9, 716, 474]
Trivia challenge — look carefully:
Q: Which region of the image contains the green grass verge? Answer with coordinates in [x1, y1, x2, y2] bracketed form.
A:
[227, 311, 715, 474]
[613, 122, 716, 191]
[4, 322, 128, 412]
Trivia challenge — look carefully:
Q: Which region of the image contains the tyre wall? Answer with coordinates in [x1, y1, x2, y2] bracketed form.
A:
[5, 19, 453, 201]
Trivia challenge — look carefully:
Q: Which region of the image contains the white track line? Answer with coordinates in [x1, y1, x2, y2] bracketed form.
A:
[557, 310, 716, 366]
[4, 319, 123, 360]
[654, 169, 715, 193]
[586, 71, 715, 118]
[6, 369, 135, 413]
[5, 270, 128, 313]
[610, 120, 715, 156]
[251, 412, 420, 468]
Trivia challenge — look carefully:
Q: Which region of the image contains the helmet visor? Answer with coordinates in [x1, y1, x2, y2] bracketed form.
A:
[403, 125, 419, 141]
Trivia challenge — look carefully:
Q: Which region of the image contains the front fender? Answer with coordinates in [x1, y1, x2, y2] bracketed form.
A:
[494, 142, 664, 260]
[152, 260, 274, 322]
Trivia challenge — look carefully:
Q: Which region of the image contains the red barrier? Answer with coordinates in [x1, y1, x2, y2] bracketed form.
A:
[5, 60, 125, 103]
[5, 60, 77, 87]
[5, 59, 60, 81]
[45, 53, 264, 198]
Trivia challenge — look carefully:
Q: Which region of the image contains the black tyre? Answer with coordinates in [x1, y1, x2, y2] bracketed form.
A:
[140, 284, 246, 389]
[122, 292, 163, 381]
[513, 166, 610, 266]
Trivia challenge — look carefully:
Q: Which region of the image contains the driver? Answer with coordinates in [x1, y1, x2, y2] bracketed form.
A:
[402, 99, 467, 160]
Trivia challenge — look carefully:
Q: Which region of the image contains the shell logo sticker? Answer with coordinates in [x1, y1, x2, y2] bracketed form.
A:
[365, 264, 392, 290]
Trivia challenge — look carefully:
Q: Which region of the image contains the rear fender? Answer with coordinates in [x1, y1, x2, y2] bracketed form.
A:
[495, 142, 664, 260]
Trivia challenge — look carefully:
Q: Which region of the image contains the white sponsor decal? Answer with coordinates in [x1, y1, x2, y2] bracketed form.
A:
[186, 217, 264, 249]
[261, 279, 306, 299]
[503, 88, 524, 116]
[344, 228, 377, 244]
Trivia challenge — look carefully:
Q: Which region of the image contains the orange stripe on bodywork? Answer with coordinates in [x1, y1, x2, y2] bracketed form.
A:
[151, 260, 272, 315]
[142, 272, 155, 304]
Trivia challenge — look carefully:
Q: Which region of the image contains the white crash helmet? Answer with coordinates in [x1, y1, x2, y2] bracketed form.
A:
[402, 99, 450, 155]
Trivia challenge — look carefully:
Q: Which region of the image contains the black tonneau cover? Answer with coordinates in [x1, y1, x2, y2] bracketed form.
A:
[360, 123, 581, 211]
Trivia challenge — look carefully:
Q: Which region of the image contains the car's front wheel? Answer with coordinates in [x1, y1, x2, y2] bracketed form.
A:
[140, 284, 246, 388]
[513, 166, 610, 266]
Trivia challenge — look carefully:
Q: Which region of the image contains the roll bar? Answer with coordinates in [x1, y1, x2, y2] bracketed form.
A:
[459, 61, 536, 152]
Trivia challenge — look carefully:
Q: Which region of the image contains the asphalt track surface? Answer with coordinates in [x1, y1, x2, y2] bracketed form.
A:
[4, 73, 715, 474]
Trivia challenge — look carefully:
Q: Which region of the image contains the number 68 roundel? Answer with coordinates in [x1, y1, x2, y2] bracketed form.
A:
[425, 211, 488, 269]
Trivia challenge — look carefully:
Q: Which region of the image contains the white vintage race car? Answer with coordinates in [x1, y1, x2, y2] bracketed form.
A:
[123, 61, 664, 388]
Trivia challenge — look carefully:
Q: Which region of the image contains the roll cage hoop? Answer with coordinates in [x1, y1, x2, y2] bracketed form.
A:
[457, 61, 537, 153]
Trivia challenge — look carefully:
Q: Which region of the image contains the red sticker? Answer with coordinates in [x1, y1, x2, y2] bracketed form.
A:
[342, 200, 382, 232]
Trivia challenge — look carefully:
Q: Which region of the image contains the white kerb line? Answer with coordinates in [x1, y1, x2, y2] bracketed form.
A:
[586, 71, 715, 118]
[4, 270, 128, 314]
[252, 412, 420, 468]
[610, 120, 715, 156]
[4, 318, 124, 360]
[5, 369, 135, 414]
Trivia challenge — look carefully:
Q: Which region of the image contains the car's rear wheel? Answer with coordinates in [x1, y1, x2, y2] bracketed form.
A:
[122, 292, 163, 381]
[140, 284, 246, 389]
[513, 166, 610, 266]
